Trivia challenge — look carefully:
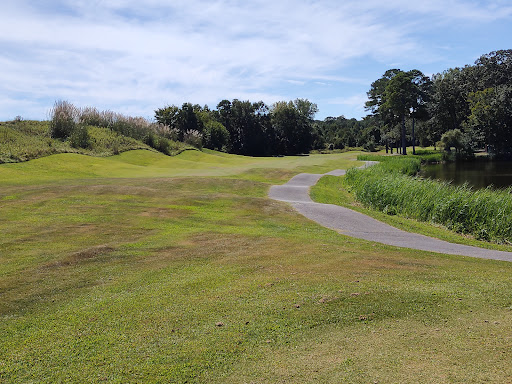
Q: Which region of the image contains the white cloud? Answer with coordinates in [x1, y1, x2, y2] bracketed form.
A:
[0, 0, 510, 120]
[328, 94, 370, 107]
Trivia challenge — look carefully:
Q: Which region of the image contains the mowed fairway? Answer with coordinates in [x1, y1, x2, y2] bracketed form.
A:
[1, 150, 512, 383]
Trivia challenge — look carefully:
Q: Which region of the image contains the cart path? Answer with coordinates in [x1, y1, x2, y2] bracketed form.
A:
[268, 167, 512, 262]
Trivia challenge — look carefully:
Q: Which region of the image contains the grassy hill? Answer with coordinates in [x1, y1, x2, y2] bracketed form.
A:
[0, 119, 189, 163]
[2, 150, 512, 383]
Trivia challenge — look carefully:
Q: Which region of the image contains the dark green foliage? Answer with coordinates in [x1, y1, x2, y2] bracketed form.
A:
[467, 85, 512, 154]
[155, 137, 171, 155]
[156, 98, 317, 156]
[474, 49, 512, 89]
[358, 49, 512, 156]
[215, 99, 273, 155]
[313, 116, 369, 149]
[425, 50, 512, 155]
[203, 120, 230, 151]
[428, 68, 472, 135]
[155, 103, 204, 142]
[69, 124, 91, 149]
[271, 99, 317, 155]
[439, 129, 474, 159]
[366, 69, 431, 155]
[143, 131, 157, 148]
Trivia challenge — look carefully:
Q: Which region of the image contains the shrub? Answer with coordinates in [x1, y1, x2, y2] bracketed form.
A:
[203, 121, 229, 151]
[79, 107, 104, 127]
[156, 137, 171, 155]
[155, 124, 180, 141]
[143, 132, 157, 148]
[49, 101, 78, 139]
[70, 124, 91, 149]
[184, 130, 203, 149]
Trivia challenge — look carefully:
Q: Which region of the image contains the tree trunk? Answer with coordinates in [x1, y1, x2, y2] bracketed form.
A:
[401, 114, 407, 155]
[412, 116, 416, 155]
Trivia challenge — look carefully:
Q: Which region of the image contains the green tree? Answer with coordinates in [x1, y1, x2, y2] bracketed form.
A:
[154, 103, 202, 141]
[367, 69, 430, 155]
[407, 70, 432, 154]
[154, 105, 180, 130]
[271, 99, 317, 155]
[202, 120, 229, 151]
[428, 68, 473, 137]
[213, 99, 272, 156]
[474, 49, 512, 89]
[467, 85, 512, 154]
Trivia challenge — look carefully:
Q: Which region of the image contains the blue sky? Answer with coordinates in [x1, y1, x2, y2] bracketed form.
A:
[1, 0, 511, 121]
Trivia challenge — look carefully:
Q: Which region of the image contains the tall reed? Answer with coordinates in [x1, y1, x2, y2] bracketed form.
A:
[345, 156, 512, 243]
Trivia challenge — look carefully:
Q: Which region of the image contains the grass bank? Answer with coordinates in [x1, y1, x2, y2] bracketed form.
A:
[341, 153, 512, 244]
[0, 120, 189, 163]
[2, 150, 512, 383]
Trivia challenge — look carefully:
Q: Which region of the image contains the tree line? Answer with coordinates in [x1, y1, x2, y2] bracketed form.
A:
[154, 99, 319, 156]
[154, 50, 512, 158]
[364, 49, 512, 157]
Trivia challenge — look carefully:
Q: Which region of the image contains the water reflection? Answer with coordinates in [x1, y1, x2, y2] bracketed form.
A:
[420, 161, 512, 190]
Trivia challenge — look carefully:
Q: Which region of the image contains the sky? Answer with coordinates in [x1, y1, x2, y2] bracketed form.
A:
[1, 0, 511, 122]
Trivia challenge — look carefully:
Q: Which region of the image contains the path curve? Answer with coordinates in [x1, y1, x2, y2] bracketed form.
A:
[268, 166, 512, 262]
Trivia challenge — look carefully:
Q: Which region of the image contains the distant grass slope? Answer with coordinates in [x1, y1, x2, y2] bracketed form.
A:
[0, 149, 363, 185]
[0, 120, 189, 163]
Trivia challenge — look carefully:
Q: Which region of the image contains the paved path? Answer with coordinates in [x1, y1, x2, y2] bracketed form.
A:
[268, 168, 512, 262]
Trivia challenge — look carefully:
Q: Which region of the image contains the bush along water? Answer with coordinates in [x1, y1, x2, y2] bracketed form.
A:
[345, 154, 512, 244]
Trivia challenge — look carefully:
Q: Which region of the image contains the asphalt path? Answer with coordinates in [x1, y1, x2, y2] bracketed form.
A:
[268, 167, 512, 262]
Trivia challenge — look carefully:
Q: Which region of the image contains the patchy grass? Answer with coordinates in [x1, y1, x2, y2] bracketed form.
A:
[1, 150, 512, 383]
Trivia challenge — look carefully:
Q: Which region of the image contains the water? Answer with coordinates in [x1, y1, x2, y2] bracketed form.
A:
[420, 160, 512, 190]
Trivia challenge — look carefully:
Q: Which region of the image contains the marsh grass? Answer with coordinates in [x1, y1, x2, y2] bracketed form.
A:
[344, 154, 512, 243]
[2, 150, 512, 383]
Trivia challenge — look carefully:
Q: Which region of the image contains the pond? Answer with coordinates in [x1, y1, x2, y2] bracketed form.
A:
[420, 160, 512, 190]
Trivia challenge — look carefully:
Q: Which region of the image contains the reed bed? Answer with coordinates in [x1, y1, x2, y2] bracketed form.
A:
[345, 155, 512, 243]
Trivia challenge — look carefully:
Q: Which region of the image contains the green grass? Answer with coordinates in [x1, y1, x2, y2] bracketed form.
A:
[358, 148, 443, 164]
[2, 150, 512, 383]
[0, 149, 362, 185]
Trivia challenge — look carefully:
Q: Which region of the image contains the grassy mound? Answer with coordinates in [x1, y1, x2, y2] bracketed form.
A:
[0, 120, 189, 163]
[0, 149, 364, 185]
